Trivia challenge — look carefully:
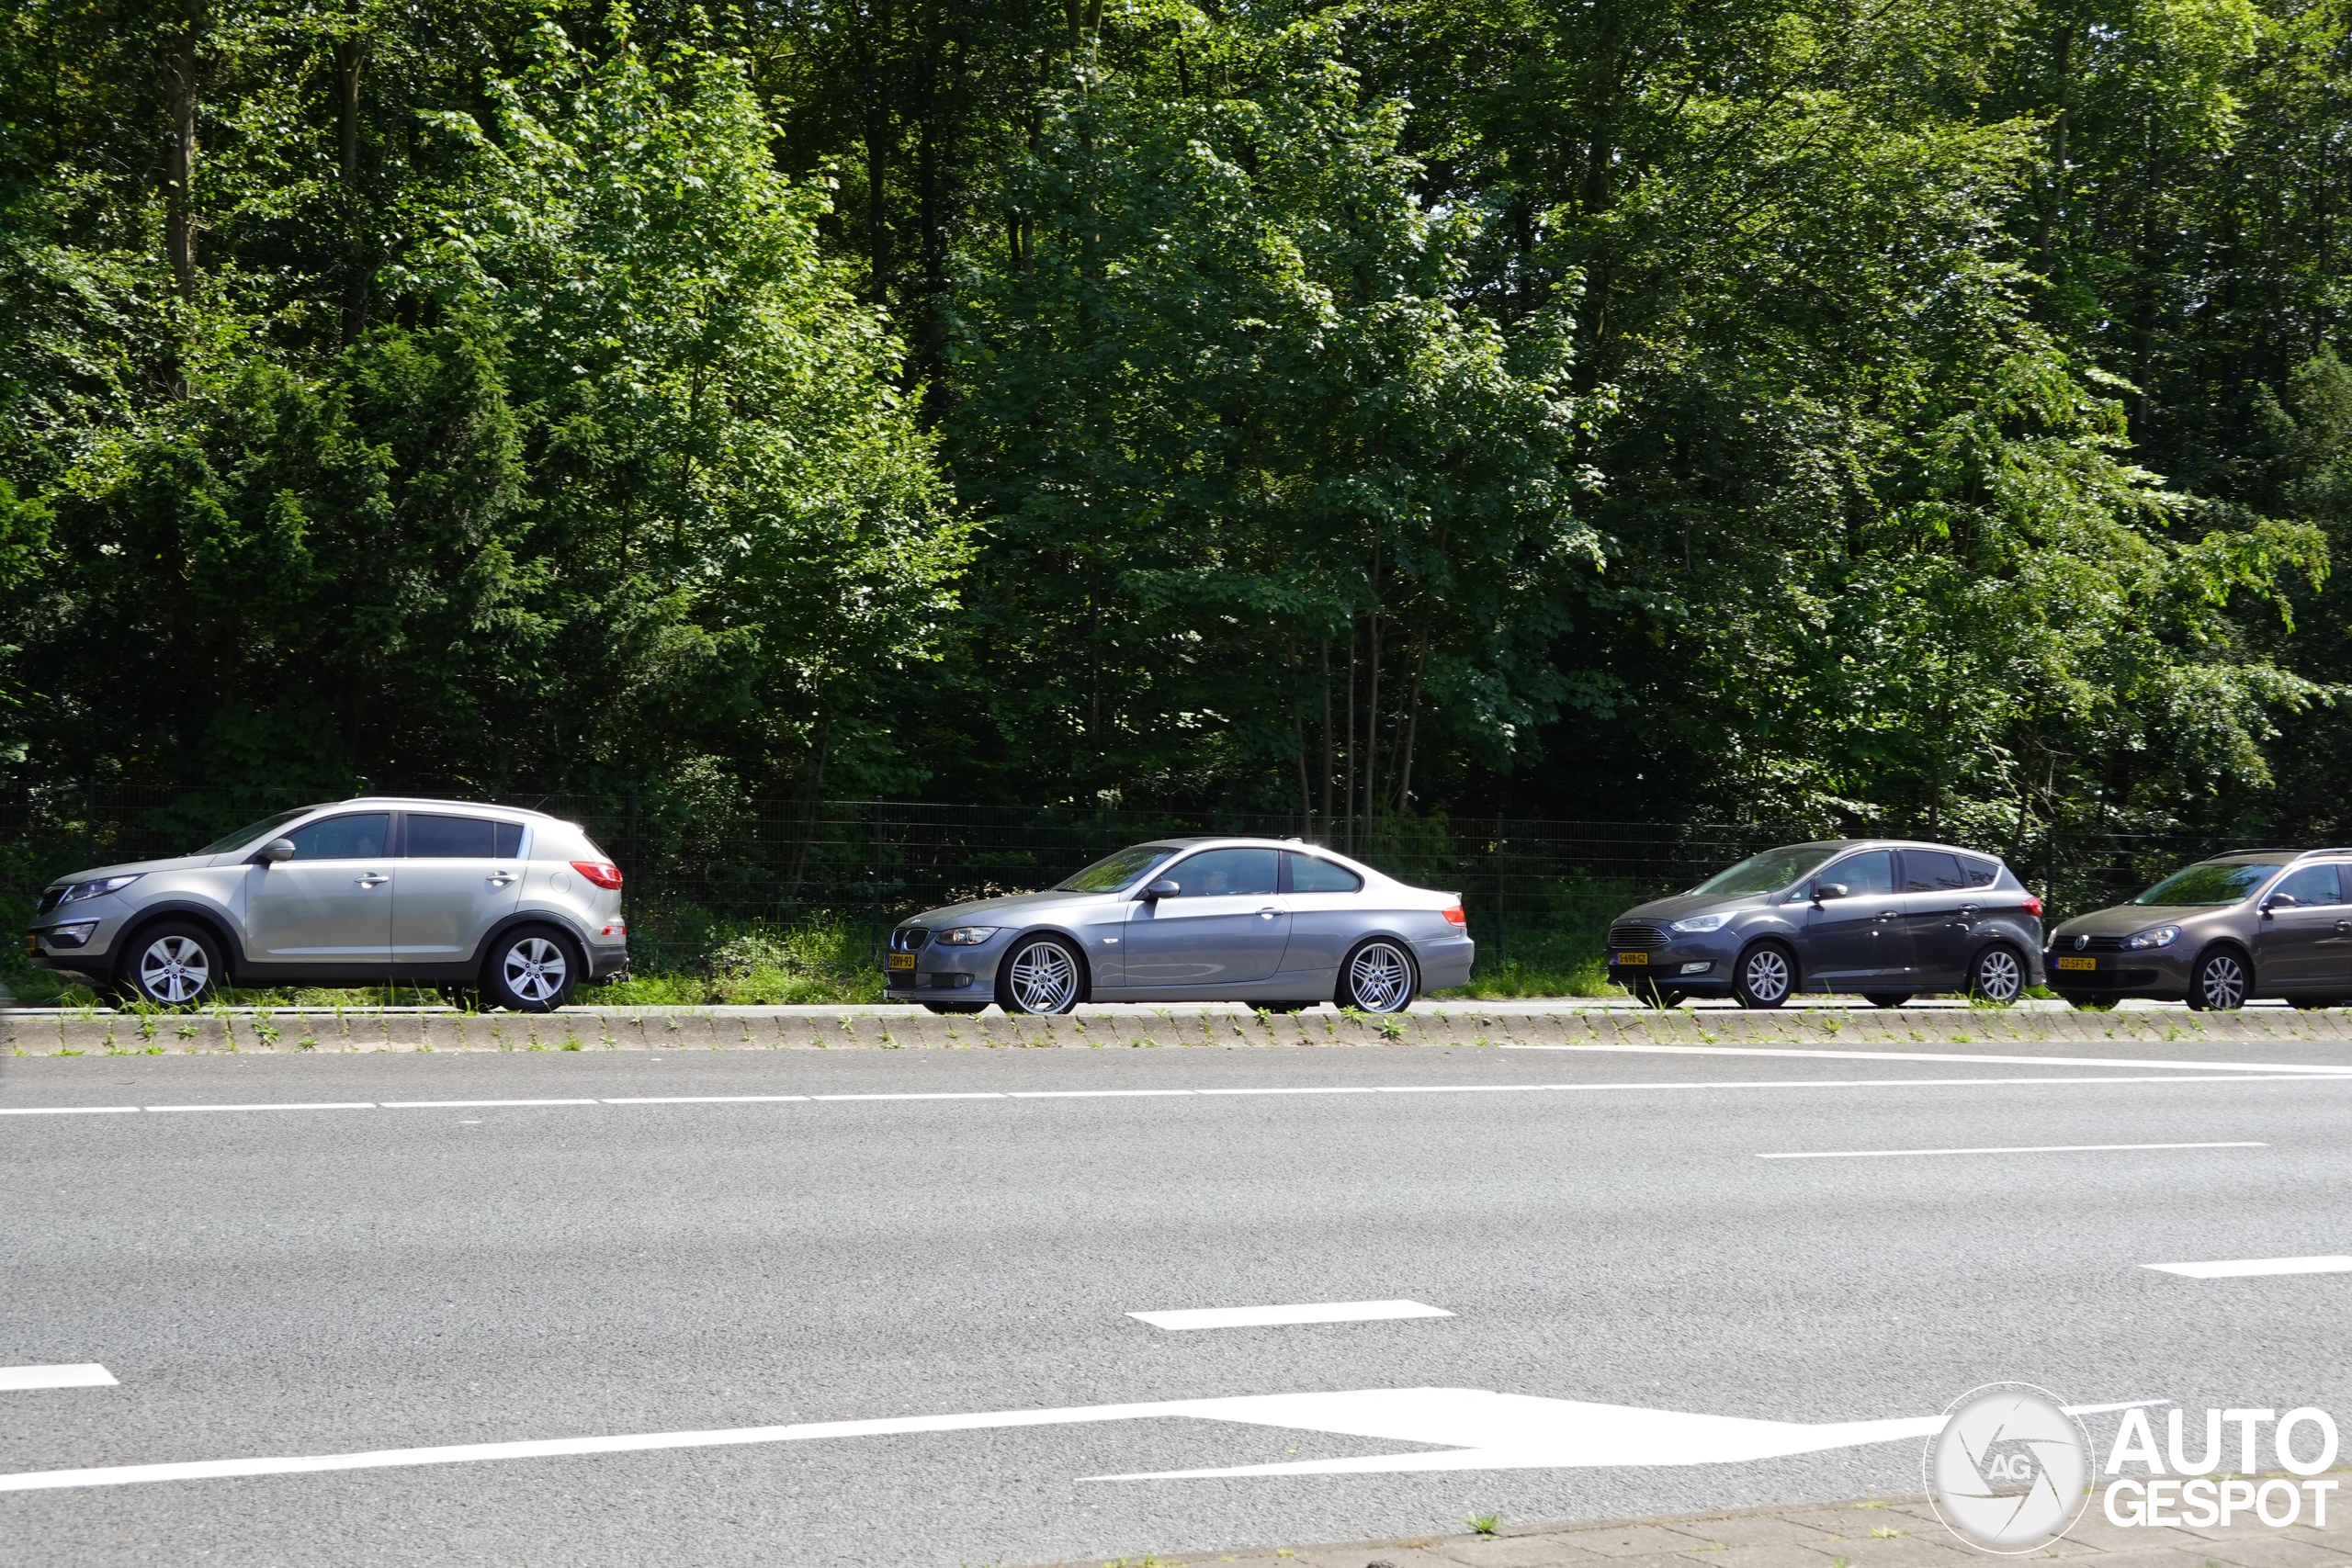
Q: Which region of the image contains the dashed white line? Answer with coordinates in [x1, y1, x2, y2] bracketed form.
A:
[144, 1102, 378, 1113]
[0, 1106, 139, 1116]
[1128, 1300, 1454, 1330]
[2143, 1255, 2352, 1279]
[378, 1100, 600, 1109]
[1759, 1141, 2267, 1160]
[599, 1095, 811, 1105]
[0, 1365, 117, 1392]
[1502, 1042, 2352, 1076]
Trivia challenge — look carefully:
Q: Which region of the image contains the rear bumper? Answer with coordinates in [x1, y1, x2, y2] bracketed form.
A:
[1414, 934, 1475, 991]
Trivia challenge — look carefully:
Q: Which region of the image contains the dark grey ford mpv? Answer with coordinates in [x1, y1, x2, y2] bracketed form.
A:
[1605, 840, 2046, 1008]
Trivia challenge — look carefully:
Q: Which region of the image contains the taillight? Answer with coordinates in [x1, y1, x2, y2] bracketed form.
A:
[2021, 895, 2043, 918]
[1442, 905, 1467, 929]
[572, 861, 624, 890]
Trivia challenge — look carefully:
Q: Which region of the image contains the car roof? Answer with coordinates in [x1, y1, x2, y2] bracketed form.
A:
[308, 796, 554, 819]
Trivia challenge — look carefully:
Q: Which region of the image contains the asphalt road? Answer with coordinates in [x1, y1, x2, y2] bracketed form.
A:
[5, 1039, 2350, 1566]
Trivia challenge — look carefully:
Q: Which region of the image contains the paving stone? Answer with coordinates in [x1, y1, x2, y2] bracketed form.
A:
[1539, 1525, 1721, 1558]
[1665, 1517, 1850, 1551]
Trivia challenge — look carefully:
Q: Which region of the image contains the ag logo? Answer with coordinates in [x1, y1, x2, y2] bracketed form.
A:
[1925, 1383, 2091, 1552]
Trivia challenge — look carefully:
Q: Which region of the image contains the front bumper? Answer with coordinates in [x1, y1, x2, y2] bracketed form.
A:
[1608, 932, 1739, 995]
[2043, 947, 2188, 999]
[25, 911, 126, 976]
[883, 942, 998, 999]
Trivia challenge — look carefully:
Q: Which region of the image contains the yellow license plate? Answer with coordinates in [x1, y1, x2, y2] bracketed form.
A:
[2055, 955, 2097, 972]
[1617, 951, 1649, 965]
[888, 953, 915, 970]
[22, 934, 35, 953]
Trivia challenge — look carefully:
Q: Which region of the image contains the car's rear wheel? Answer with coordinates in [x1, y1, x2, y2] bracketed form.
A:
[119, 921, 223, 1008]
[481, 928, 579, 1012]
[2188, 949, 2249, 1011]
[1339, 940, 1418, 1013]
[1734, 943, 1793, 1009]
[1862, 992, 1911, 1009]
[999, 936, 1083, 1015]
[1969, 945, 2025, 1005]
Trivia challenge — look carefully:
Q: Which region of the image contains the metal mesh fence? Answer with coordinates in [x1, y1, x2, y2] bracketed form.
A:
[3, 784, 2335, 978]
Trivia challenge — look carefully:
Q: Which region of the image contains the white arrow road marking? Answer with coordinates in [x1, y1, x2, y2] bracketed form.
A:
[0, 1365, 117, 1392]
[0, 1388, 2158, 1495]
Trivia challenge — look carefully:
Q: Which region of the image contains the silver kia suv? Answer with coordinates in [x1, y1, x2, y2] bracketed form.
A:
[23, 797, 629, 1010]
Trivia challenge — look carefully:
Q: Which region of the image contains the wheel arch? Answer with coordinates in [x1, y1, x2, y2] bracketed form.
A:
[467, 909, 595, 970]
[114, 903, 242, 981]
[1001, 927, 1094, 1004]
[1734, 933, 1802, 989]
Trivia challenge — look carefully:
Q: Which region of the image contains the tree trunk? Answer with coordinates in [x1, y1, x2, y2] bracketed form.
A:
[163, 6, 202, 301]
[336, 36, 368, 345]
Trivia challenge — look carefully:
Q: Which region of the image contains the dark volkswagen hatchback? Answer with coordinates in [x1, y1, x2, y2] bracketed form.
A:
[1605, 840, 2046, 1008]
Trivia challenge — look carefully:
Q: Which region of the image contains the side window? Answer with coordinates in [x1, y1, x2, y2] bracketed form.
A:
[1287, 853, 1363, 894]
[284, 813, 390, 861]
[2273, 864, 2345, 908]
[403, 815, 498, 859]
[1959, 856, 1999, 888]
[1167, 848, 1279, 897]
[1822, 850, 1894, 898]
[1901, 852, 1966, 892]
[496, 821, 525, 859]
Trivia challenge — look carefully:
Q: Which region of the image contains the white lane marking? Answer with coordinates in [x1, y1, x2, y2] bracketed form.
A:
[1502, 1042, 2352, 1076]
[0, 1385, 2155, 1494]
[379, 1100, 599, 1109]
[1129, 1301, 1453, 1331]
[143, 1102, 378, 1113]
[7, 1070, 2349, 1122]
[1760, 1140, 2267, 1160]
[599, 1095, 811, 1105]
[2143, 1255, 2352, 1279]
[0, 1365, 117, 1392]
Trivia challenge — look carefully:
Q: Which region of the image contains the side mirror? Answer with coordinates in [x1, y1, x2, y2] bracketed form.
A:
[1815, 882, 1849, 901]
[256, 838, 296, 865]
[2265, 893, 2299, 912]
[1141, 879, 1180, 901]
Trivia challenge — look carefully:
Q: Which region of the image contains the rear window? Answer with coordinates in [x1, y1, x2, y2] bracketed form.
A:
[1287, 853, 1363, 893]
[1902, 852, 1967, 892]
[1959, 856, 1999, 888]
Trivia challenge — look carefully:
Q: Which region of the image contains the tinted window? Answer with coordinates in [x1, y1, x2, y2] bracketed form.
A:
[1287, 853, 1363, 894]
[2272, 863, 2345, 908]
[404, 814, 498, 858]
[2132, 862, 2284, 906]
[498, 821, 525, 858]
[1901, 852, 1966, 892]
[284, 813, 390, 861]
[1167, 848, 1279, 897]
[1057, 844, 1180, 892]
[194, 807, 312, 855]
[1692, 842, 1843, 897]
[1819, 851, 1894, 898]
[1959, 856, 1999, 888]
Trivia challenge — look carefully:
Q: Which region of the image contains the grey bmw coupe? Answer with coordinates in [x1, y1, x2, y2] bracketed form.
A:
[883, 838, 1473, 1014]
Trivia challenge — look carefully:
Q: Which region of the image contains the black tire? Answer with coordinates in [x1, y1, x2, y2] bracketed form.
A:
[117, 920, 224, 1008]
[2187, 948, 2249, 1011]
[998, 935, 1084, 1014]
[481, 926, 580, 1013]
[922, 1001, 987, 1015]
[1862, 992, 1912, 1010]
[1337, 939, 1419, 1013]
[1733, 942, 1794, 1009]
[1969, 945, 2026, 1006]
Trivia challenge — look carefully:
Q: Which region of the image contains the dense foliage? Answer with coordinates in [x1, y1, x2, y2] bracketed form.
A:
[4, 0, 2348, 849]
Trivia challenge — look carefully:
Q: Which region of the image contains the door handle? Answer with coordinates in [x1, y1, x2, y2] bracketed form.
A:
[1878, 910, 1899, 921]
[1257, 906, 1281, 919]
[2338, 920, 2351, 935]
[356, 873, 390, 887]
[488, 873, 516, 886]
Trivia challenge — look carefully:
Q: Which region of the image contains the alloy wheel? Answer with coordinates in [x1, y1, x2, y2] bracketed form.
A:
[1973, 948, 2023, 1004]
[1006, 940, 1080, 1014]
[1739, 946, 1791, 1006]
[2196, 953, 2247, 1010]
[138, 935, 210, 1005]
[1346, 942, 1414, 1013]
[502, 937, 569, 1005]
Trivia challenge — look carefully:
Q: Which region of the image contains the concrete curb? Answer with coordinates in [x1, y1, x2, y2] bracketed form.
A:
[6, 1003, 2352, 1055]
[1032, 1487, 2352, 1568]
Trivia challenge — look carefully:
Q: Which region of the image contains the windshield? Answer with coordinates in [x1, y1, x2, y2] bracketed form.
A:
[1056, 843, 1181, 893]
[193, 807, 314, 856]
[1690, 842, 1843, 897]
[2132, 862, 2284, 907]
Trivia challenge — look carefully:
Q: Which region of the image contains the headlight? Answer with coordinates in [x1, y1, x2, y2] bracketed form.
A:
[1668, 913, 1728, 934]
[933, 926, 1000, 946]
[54, 874, 141, 906]
[2124, 925, 2180, 950]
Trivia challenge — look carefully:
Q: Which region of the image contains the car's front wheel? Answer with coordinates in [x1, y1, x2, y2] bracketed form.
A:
[999, 936, 1084, 1015]
[482, 928, 579, 1012]
[1734, 943, 1793, 1009]
[1969, 945, 2025, 1005]
[1339, 940, 1418, 1013]
[119, 921, 223, 1008]
[2188, 949, 2249, 1011]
